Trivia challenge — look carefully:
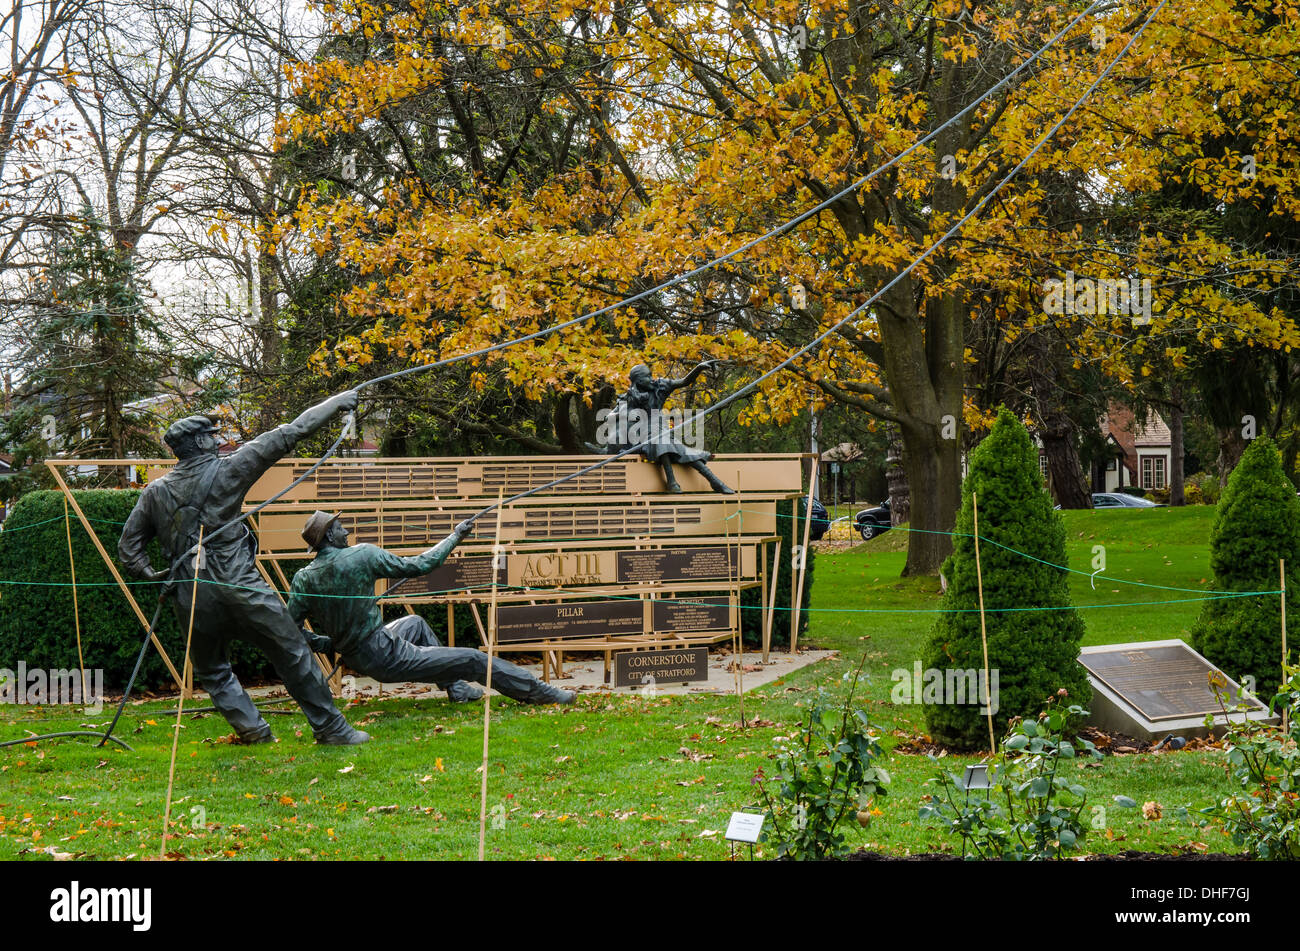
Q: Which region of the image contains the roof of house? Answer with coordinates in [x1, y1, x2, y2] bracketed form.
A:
[1103, 403, 1171, 451]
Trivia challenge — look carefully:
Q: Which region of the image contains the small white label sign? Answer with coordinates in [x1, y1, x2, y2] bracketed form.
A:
[725, 811, 764, 843]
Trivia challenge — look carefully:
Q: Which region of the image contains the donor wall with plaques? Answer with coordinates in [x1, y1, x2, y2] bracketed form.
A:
[143, 453, 808, 683]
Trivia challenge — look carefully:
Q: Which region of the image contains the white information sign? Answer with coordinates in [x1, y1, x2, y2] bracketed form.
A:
[725, 811, 765, 843]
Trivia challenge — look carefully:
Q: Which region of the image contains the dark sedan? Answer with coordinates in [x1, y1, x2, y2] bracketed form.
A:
[802, 497, 830, 541]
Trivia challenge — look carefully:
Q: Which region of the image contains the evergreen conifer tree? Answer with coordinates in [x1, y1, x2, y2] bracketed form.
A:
[1191, 437, 1300, 695]
[922, 407, 1090, 749]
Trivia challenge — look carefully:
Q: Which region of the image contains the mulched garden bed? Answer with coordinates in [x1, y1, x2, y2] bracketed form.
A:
[848, 849, 1251, 861]
[888, 725, 1223, 757]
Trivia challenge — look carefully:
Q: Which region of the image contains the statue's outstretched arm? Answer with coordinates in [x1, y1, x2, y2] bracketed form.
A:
[225, 391, 360, 494]
[665, 360, 719, 391]
[371, 519, 478, 579]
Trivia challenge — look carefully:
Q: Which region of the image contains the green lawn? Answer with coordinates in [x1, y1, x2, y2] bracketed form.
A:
[0, 505, 1246, 860]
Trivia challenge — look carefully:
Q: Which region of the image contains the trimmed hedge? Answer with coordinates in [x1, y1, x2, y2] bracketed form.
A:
[1191, 438, 1300, 694]
[922, 408, 1091, 749]
[0, 490, 275, 690]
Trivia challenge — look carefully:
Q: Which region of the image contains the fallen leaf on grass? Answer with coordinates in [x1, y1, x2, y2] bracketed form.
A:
[1142, 801, 1163, 820]
[338, 764, 354, 774]
[366, 805, 398, 814]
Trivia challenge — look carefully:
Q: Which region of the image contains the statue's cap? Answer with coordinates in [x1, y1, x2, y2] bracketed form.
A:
[302, 510, 343, 550]
[629, 363, 651, 380]
[163, 415, 219, 453]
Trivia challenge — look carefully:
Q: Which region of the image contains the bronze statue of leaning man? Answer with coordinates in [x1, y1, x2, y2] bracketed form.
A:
[603, 360, 734, 494]
[288, 512, 576, 705]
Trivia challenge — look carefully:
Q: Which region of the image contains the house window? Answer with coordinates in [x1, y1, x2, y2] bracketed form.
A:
[1106, 459, 1117, 471]
[1038, 454, 1049, 479]
[1141, 455, 1167, 490]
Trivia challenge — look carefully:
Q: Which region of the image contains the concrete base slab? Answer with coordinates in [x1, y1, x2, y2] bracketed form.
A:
[238, 649, 837, 702]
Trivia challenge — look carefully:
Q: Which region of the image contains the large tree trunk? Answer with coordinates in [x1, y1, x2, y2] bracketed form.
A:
[255, 246, 284, 434]
[899, 417, 961, 576]
[1041, 428, 1091, 508]
[885, 430, 909, 524]
[1026, 334, 1091, 508]
[1216, 426, 1247, 482]
[554, 393, 581, 453]
[1169, 387, 1185, 505]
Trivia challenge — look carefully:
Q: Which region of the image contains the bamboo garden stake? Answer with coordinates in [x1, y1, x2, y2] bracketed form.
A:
[972, 494, 996, 755]
[161, 527, 204, 860]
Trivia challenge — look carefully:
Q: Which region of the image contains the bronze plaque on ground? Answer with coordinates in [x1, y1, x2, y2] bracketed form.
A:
[399, 556, 505, 596]
[652, 597, 730, 633]
[614, 647, 710, 687]
[1078, 644, 1263, 721]
[495, 601, 644, 643]
[617, 547, 738, 584]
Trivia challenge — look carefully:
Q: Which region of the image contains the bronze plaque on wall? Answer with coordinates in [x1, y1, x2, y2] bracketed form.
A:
[614, 647, 710, 687]
[617, 547, 739, 583]
[652, 597, 731, 633]
[496, 600, 644, 643]
[400, 556, 505, 596]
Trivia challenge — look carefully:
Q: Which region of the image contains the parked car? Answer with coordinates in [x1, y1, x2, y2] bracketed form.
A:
[855, 499, 892, 540]
[802, 497, 830, 541]
[1092, 492, 1161, 508]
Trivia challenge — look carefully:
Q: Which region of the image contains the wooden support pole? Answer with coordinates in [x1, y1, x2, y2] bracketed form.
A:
[1282, 559, 1289, 733]
[759, 540, 770, 664]
[789, 457, 818, 653]
[46, 462, 184, 690]
[62, 498, 87, 701]
[729, 484, 744, 728]
[973, 493, 996, 755]
[765, 539, 782, 663]
[161, 527, 203, 861]
[478, 490, 504, 861]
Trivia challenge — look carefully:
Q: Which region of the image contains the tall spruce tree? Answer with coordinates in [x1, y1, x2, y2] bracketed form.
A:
[1191, 437, 1300, 696]
[2, 213, 169, 488]
[922, 407, 1090, 749]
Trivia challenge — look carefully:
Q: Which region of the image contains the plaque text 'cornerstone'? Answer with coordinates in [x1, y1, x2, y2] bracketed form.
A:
[615, 647, 710, 687]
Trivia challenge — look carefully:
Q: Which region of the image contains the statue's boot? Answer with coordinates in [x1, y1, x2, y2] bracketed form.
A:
[235, 724, 274, 745]
[317, 726, 370, 746]
[526, 682, 577, 705]
[693, 461, 736, 495]
[660, 461, 683, 493]
[446, 681, 484, 702]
